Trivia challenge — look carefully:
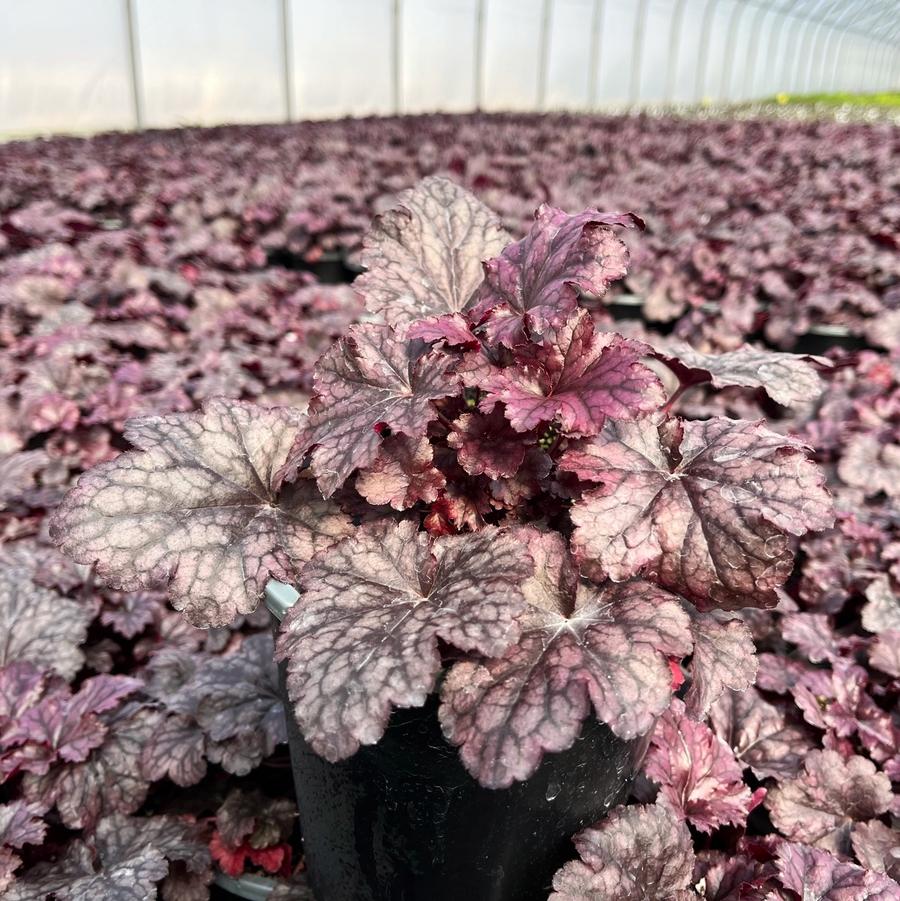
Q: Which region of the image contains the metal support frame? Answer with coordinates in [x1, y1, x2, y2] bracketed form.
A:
[695, 0, 718, 101]
[474, 0, 486, 110]
[107, 0, 900, 128]
[721, 0, 747, 100]
[124, 0, 143, 129]
[392, 0, 402, 114]
[280, 0, 294, 121]
[744, 1, 774, 100]
[537, 0, 552, 109]
[629, 0, 649, 105]
[664, 0, 687, 105]
[587, 0, 603, 110]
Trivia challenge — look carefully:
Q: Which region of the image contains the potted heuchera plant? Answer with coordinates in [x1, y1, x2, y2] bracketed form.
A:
[51, 177, 834, 901]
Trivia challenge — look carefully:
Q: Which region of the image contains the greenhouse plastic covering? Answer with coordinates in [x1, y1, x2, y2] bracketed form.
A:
[1, 0, 899, 136]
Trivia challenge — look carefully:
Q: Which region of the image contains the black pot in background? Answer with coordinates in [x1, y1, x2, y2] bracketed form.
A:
[266, 581, 647, 901]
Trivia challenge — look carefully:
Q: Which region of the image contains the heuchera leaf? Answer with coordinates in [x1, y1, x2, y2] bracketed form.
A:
[6, 840, 168, 901]
[480, 310, 664, 436]
[776, 842, 900, 901]
[851, 821, 900, 881]
[6, 813, 210, 901]
[709, 687, 814, 780]
[470, 205, 639, 347]
[296, 324, 460, 496]
[140, 714, 206, 788]
[50, 400, 352, 626]
[683, 609, 758, 718]
[446, 406, 531, 479]
[439, 530, 691, 788]
[0, 567, 92, 681]
[275, 520, 531, 762]
[862, 577, 900, 634]
[837, 435, 900, 500]
[22, 706, 160, 830]
[355, 434, 445, 509]
[356, 176, 509, 325]
[549, 801, 694, 901]
[645, 698, 764, 833]
[193, 633, 287, 771]
[0, 801, 46, 851]
[216, 788, 296, 848]
[3, 675, 142, 775]
[562, 416, 834, 609]
[766, 749, 893, 855]
[658, 341, 828, 407]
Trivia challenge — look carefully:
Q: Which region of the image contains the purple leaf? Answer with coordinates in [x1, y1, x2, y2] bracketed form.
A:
[766, 749, 893, 855]
[775, 842, 900, 901]
[851, 821, 900, 881]
[193, 633, 287, 770]
[480, 310, 664, 436]
[0, 567, 92, 681]
[562, 417, 834, 609]
[870, 633, 900, 678]
[22, 706, 161, 830]
[355, 434, 445, 509]
[0, 801, 46, 850]
[471, 206, 638, 347]
[645, 698, 763, 833]
[140, 714, 206, 787]
[659, 341, 828, 407]
[683, 609, 757, 718]
[440, 532, 691, 787]
[276, 520, 530, 761]
[709, 687, 814, 780]
[446, 406, 531, 479]
[297, 324, 460, 496]
[6, 813, 210, 901]
[6, 840, 168, 901]
[837, 435, 900, 500]
[51, 400, 352, 626]
[100, 591, 164, 639]
[216, 788, 295, 848]
[4, 675, 141, 775]
[356, 176, 508, 325]
[549, 802, 694, 901]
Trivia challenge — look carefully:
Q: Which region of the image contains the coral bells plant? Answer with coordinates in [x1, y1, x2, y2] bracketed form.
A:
[51, 177, 835, 792]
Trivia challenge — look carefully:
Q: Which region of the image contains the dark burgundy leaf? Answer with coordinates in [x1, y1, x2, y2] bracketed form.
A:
[481, 310, 664, 435]
[297, 324, 460, 496]
[645, 698, 763, 833]
[446, 406, 531, 479]
[471, 206, 638, 347]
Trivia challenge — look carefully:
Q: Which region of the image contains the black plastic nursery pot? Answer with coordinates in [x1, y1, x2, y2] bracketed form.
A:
[265, 582, 649, 901]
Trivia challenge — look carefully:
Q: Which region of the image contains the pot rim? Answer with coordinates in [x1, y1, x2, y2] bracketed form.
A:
[212, 869, 276, 900]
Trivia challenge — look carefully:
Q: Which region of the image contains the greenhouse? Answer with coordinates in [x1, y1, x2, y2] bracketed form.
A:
[0, 2, 899, 900]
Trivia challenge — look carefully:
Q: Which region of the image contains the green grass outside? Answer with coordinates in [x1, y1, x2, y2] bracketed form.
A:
[767, 91, 900, 108]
